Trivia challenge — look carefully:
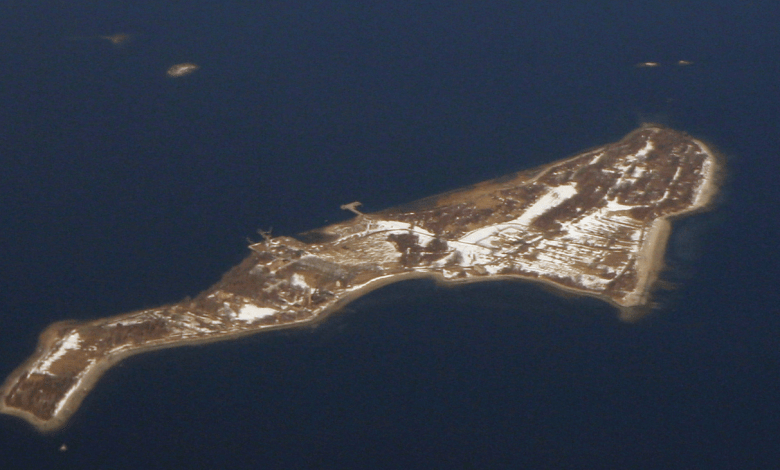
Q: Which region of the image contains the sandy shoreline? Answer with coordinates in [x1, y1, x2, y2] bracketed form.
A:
[620, 137, 723, 321]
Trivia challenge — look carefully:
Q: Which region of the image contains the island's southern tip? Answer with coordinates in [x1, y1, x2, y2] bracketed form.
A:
[0, 125, 722, 432]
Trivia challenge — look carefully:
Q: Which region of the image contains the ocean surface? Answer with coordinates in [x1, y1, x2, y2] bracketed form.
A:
[1, 1, 779, 468]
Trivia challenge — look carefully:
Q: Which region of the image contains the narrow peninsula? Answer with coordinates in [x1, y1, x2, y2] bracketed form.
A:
[0, 125, 721, 432]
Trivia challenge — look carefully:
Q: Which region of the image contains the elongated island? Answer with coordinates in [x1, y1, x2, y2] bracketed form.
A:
[1, 125, 721, 432]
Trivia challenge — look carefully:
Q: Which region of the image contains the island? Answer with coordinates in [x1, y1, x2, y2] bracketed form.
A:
[0, 125, 721, 432]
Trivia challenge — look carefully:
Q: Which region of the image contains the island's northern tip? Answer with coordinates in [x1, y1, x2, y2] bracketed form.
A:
[0, 126, 723, 432]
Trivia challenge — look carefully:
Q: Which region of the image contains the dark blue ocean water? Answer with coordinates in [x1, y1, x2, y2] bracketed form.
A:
[1, 1, 779, 468]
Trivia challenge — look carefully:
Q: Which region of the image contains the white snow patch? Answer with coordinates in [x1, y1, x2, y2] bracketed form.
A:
[457, 183, 578, 248]
[369, 220, 434, 237]
[36, 332, 81, 374]
[634, 140, 654, 159]
[53, 361, 93, 416]
[290, 273, 309, 289]
[604, 198, 636, 212]
[512, 183, 578, 226]
[631, 166, 646, 178]
[457, 225, 502, 247]
[237, 305, 277, 322]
